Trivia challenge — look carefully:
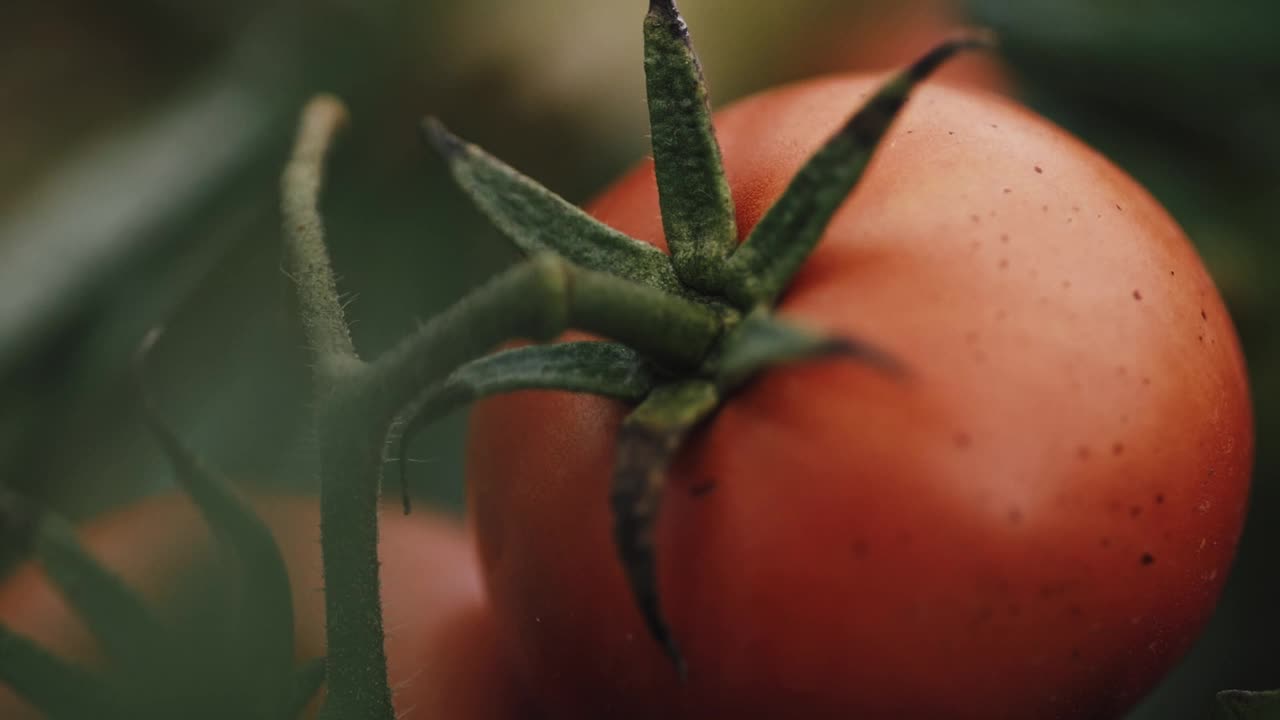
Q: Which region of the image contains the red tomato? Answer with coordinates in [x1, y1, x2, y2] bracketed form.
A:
[466, 75, 1253, 719]
[0, 495, 531, 720]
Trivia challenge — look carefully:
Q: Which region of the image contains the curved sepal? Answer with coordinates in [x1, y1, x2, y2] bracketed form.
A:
[422, 119, 689, 296]
[611, 380, 719, 678]
[288, 657, 327, 718]
[723, 36, 993, 308]
[0, 486, 164, 675]
[397, 341, 658, 513]
[715, 310, 904, 392]
[135, 328, 298, 717]
[1217, 689, 1280, 719]
[0, 624, 117, 719]
[644, 0, 737, 292]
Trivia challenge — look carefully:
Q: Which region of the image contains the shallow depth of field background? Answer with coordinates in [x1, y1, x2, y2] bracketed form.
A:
[1, 1, 1276, 716]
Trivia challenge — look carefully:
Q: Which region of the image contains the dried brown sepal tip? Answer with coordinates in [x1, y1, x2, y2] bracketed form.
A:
[420, 116, 465, 159]
[648, 0, 684, 26]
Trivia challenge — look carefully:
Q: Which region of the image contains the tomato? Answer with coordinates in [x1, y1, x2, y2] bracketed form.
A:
[0, 494, 530, 720]
[466, 75, 1253, 718]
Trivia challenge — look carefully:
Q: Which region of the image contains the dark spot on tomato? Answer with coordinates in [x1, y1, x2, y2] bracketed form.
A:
[970, 214, 981, 224]
[1071, 648, 1082, 659]
[689, 480, 716, 498]
[1116, 203, 1124, 211]
[990, 124, 999, 129]
[851, 540, 870, 558]
[1077, 446, 1091, 460]
[1100, 537, 1112, 549]
[1132, 289, 1143, 301]
[1140, 553, 1155, 566]
[948, 130, 955, 136]
[1198, 334, 1205, 343]
[964, 330, 979, 344]
[1155, 493, 1165, 505]
[972, 606, 994, 626]
[1068, 605, 1083, 618]
[1072, 205, 1081, 213]
[1000, 233, 1010, 243]
[1041, 204, 1049, 213]
[1008, 508, 1023, 524]
[1200, 308, 1208, 320]
[1062, 280, 1072, 290]
[953, 432, 972, 449]
[1002, 187, 1012, 194]
[1112, 442, 1125, 456]
[1039, 583, 1068, 598]
[1130, 505, 1143, 519]
[1142, 376, 1152, 386]
[998, 258, 1009, 270]
[1034, 165, 1043, 174]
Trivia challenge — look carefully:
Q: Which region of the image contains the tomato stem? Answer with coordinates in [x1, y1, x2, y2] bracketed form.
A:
[282, 97, 396, 720]
[282, 95, 360, 379]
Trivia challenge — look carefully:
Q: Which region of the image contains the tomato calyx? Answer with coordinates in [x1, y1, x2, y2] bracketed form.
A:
[271, 2, 989, 700]
[399, 2, 988, 673]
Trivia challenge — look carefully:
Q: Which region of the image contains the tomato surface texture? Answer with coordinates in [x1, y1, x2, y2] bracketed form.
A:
[466, 76, 1253, 719]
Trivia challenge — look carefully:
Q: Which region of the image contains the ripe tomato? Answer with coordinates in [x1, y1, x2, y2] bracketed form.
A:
[0, 494, 530, 720]
[466, 75, 1253, 718]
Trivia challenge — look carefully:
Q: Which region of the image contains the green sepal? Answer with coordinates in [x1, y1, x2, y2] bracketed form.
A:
[135, 329, 298, 717]
[397, 341, 658, 513]
[715, 309, 904, 391]
[1217, 689, 1280, 719]
[723, 36, 992, 308]
[422, 118, 690, 297]
[288, 657, 327, 719]
[0, 486, 165, 675]
[644, 0, 737, 292]
[611, 379, 720, 678]
[0, 623, 117, 719]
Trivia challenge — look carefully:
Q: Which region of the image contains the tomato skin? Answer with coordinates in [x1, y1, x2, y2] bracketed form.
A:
[0, 495, 531, 720]
[467, 76, 1253, 719]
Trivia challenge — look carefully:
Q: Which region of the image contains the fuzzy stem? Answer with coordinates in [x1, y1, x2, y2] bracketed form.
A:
[282, 97, 394, 720]
[282, 95, 359, 374]
[360, 255, 724, 429]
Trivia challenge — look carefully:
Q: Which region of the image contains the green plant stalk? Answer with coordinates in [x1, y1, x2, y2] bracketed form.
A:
[281, 97, 727, 719]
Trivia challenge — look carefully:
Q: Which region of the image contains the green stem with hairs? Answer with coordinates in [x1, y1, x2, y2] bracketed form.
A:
[281, 96, 727, 720]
